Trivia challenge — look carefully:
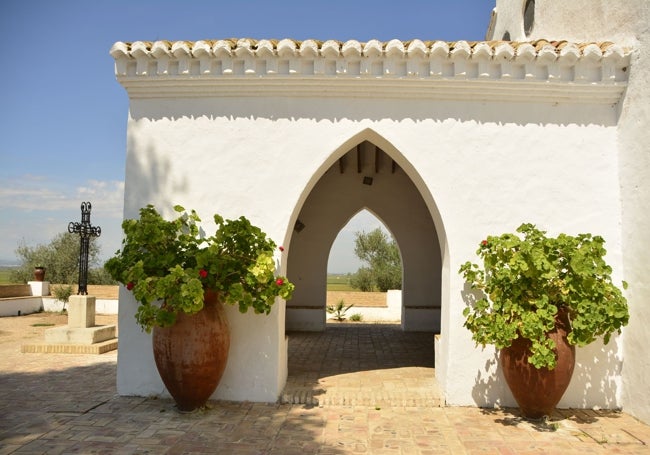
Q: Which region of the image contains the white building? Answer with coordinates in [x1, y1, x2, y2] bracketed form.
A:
[110, 0, 649, 423]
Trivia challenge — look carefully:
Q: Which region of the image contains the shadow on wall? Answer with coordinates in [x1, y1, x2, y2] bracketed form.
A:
[127, 96, 619, 128]
[470, 344, 623, 410]
[564, 339, 623, 409]
[471, 352, 505, 408]
[461, 284, 623, 409]
[123, 132, 190, 217]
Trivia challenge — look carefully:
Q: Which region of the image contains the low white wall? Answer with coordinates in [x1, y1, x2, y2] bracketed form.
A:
[329, 290, 402, 322]
[42, 298, 118, 314]
[0, 297, 43, 317]
[0, 297, 119, 317]
[116, 286, 285, 403]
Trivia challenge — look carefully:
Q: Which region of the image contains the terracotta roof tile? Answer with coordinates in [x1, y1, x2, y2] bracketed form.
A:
[112, 38, 628, 58]
[110, 37, 631, 104]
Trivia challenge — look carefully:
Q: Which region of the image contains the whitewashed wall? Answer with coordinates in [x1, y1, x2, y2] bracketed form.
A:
[110, 4, 638, 408]
[116, 92, 625, 407]
[490, 0, 650, 425]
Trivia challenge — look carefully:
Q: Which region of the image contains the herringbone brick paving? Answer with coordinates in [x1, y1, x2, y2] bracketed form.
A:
[1, 312, 649, 454]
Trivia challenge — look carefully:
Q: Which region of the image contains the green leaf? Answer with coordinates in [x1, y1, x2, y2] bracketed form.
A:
[459, 222, 629, 369]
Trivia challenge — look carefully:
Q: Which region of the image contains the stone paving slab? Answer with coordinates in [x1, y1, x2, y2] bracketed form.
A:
[1, 313, 649, 454]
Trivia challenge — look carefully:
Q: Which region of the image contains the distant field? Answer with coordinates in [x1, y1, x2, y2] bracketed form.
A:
[0, 268, 360, 290]
[0, 268, 17, 285]
[327, 274, 355, 291]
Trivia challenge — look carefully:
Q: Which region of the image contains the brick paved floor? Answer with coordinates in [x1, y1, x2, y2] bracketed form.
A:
[282, 323, 441, 407]
[1, 313, 649, 454]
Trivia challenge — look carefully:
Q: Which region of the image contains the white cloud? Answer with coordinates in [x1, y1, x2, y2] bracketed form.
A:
[75, 180, 125, 218]
[0, 176, 125, 261]
[0, 176, 124, 217]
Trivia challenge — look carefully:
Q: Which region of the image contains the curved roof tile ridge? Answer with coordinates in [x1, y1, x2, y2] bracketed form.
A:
[407, 40, 428, 58]
[341, 40, 362, 57]
[384, 39, 405, 57]
[111, 38, 631, 60]
[363, 39, 383, 58]
[111, 37, 631, 104]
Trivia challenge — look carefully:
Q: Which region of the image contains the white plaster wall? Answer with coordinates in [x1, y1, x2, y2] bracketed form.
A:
[615, 2, 650, 425]
[0, 297, 118, 316]
[396, 108, 624, 409]
[326, 290, 402, 323]
[0, 298, 42, 317]
[117, 93, 625, 408]
[491, 0, 650, 426]
[42, 298, 118, 314]
[489, 0, 527, 41]
[530, 0, 645, 45]
[491, 0, 646, 46]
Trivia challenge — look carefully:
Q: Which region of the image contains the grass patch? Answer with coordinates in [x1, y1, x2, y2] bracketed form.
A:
[0, 268, 18, 284]
[31, 323, 55, 327]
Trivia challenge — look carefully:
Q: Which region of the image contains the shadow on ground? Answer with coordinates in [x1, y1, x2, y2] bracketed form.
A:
[283, 323, 440, 407]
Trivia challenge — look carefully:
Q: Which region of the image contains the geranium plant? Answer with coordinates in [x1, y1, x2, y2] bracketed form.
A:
[105, 204, 294, 332]
[459, 223, 629, 369]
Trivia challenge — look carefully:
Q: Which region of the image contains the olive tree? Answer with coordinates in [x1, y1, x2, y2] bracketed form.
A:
[11, 233, 113, 284]
[350, 228, 402, 292]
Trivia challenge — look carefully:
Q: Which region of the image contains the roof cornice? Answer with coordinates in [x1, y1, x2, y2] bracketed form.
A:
[110, 38, 631, 104]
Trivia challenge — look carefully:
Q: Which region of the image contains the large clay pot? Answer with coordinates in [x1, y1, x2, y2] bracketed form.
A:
[500, 309, 575, 419]
[34, 267, 46, 281]
[152, 290, 230, 412]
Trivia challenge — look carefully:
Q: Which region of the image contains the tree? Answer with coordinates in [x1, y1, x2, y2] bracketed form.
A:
[350, 267, 374, 292]
[11, 233, 113, 284]
[349, 228, 402, 292]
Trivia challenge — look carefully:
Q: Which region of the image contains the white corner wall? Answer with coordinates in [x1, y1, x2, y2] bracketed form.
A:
[480, 0, 649, 421]
[615, 2, 650, 425]
[490, 0, 644, 44]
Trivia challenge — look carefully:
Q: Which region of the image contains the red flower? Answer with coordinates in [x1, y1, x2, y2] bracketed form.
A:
[276, 278, 284, 286]
[279, 246, 285, 252]
[126, 282, 134, 290]
[481, 240, 488, 247]
[199, 269, 208, 278]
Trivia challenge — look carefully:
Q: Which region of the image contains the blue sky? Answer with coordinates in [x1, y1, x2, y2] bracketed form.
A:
[0, 0, 494, 272]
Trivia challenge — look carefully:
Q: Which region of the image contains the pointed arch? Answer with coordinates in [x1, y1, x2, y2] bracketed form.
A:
[285, 128, 448, 333]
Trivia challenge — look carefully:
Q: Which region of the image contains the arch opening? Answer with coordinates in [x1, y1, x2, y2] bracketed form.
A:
[327, 209, 403, 324]
[285, 137, 442, 333]
[523, 0, 535, 37]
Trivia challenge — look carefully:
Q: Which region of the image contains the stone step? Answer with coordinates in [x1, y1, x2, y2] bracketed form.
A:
[280, 387, 443, 407]
[21, 338, 118, 354]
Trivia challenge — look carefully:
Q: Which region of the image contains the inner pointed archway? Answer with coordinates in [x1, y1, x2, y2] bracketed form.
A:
[286, 139, 442, 333]
[327, 209, 390, 276]
[327, 209, 402, 323]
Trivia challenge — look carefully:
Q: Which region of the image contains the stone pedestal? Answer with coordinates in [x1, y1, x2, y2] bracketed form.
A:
[22, 294, 117, 354]
[68, 295, 96, 328]
[44, 324, 116, 345]
[28, 281, 49, 296]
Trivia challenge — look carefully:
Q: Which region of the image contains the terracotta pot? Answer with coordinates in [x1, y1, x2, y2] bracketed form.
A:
[152, 290, 230, 412]
[34, 267, 46, 281]
[500, 309, 575, 419]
